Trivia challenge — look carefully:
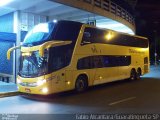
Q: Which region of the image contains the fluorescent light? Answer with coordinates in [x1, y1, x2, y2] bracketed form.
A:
[53, 19, 57, 23]
[0, 0, 13, 6]
[17, 78, 21, 84]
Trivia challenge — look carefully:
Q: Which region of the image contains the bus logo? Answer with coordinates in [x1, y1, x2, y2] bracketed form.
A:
[91, 45, 98, 53]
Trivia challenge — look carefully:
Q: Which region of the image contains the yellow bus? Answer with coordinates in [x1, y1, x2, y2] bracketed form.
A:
[7, 20, 149, 95]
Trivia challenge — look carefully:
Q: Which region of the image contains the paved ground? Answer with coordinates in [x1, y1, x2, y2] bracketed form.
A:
[0, 66, 160, 119]
[0, 81, 17, 93]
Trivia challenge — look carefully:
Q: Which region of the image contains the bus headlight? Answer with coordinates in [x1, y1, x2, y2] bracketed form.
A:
[37, 79, 46, 86]
[42, 87, 48, 93]
[17, 78, 22, 84]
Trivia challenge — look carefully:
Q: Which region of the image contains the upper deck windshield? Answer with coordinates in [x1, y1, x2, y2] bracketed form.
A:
[23, 21, 82, 46]
[23, 22, 55, 46]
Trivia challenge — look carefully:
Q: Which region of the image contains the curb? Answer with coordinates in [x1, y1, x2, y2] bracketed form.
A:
[0, 91, 21, 98]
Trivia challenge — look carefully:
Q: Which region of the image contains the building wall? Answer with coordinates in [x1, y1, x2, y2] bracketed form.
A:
[20, 12, 47, 31]
[0, 13, 14, 75]
[0, 41, 14, 75]
[0, 32, 16, 75]
[0, 11, 47, 82]
[0, 13, 14, 32]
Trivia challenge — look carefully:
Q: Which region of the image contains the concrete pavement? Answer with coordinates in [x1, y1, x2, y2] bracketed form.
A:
[0, 81, 19, 97]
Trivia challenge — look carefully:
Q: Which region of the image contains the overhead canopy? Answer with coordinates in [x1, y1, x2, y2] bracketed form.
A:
[0, 0, 134, 34]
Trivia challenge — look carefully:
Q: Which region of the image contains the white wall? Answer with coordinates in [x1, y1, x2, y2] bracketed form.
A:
[19, 12, 47, 32]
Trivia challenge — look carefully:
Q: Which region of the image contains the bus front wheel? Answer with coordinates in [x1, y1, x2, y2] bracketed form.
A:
[75, 76, 88, 92]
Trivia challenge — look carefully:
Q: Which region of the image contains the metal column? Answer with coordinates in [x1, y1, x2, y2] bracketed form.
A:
[13, 11, 21, 83]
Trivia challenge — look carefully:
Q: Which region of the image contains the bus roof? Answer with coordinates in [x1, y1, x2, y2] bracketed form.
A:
[81, 22, 148, 40]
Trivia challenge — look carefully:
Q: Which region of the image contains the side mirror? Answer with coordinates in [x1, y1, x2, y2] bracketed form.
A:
[39, 41, 72, 57]
[7, 46, 21, 60]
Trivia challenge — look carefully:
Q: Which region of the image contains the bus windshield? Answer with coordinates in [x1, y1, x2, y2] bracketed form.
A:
[23, 22, 55, 46]
[19, 51, 48, 78]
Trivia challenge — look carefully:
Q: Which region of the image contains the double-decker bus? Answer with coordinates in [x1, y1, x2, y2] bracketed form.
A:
[7, 20, 149, 95]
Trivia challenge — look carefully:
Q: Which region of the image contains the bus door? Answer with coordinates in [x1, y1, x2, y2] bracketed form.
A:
[49, 46, 68, 93]
[51, 69, 66, 93]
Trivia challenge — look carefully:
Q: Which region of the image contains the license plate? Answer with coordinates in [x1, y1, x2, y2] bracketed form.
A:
[25, 88, 31, 93]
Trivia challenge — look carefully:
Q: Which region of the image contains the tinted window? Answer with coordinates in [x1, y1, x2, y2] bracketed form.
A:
[103, 56, 131, 67]
[47, 21, 82, 73]
[53, 21, 82, 43]
[23, 21, 82, 47]
[82, 27, 104, 44]
[82, 27, 148, 48]
[77, 56, 92, 69]
[103, 56, 110, 67]
[117, 56, 131, 66]
[48, 45, 73, 73]
[77, 55, 131, 70]
[93, 56, 104, 68]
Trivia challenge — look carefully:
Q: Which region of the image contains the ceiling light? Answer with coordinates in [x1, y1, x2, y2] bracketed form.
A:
[53, 19, 57, 23]
[0, 0, 13, 6]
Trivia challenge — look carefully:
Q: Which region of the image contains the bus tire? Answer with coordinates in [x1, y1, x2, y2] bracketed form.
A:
[136, 68, 142, 80]
[75, 76, 88, 92]
[130, 69, 136, 81]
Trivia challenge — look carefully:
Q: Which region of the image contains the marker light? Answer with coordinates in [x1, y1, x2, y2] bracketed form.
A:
[67, 81, 71, 85]
[17, 78, 21, 84]
[42, 87, 48, 93]
[37, 79, 46, 86]
[105, 32, 113, 40]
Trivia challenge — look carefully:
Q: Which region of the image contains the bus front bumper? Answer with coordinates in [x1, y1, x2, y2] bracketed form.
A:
[17, 83, 51, 95]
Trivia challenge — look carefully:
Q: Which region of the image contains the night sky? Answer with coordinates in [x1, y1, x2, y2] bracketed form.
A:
[134, 0, 160, 62]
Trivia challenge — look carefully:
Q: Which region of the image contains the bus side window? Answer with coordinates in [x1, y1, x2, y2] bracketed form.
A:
[82, 27, 106, 45]
[103, 56, 110, 67]
[82, 32, 91, 44]
[116, 56, 131, 66]
[49, 46, 67, 72]
[93, 56, 103, 68]
[77, 57, 91, 69]
[118, 56, 126, 66]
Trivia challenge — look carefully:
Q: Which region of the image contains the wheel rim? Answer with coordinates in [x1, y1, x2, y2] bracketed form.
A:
[76, 79, 85, 91]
